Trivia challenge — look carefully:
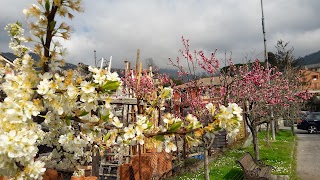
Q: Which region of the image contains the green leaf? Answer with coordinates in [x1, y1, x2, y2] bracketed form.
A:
[103, 133, 111, 142]
[101, 81, 120, 92]
[45, 0, 50, 11]
[186, 124, 193, 131]
[101, 110, 110, 122]
[16, 21, 22, 27]
[79, 111, 89, 116]
[65, 116, 72, 126]
[168, 121, 182, 133]
[147, 122, 153, 129]
[101, 115, 108, 122]
[154, 135, 164, 141]
[66, 118, 71, 126]
[187, 122, 202, 130]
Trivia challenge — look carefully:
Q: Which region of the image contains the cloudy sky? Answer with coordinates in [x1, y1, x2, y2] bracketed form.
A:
[1, 0, 320, 69]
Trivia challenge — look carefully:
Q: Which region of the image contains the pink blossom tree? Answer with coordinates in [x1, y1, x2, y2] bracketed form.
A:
[169, 36, 219, 117]
[169, 36, 223, 180]
[170, 37, 310, 162]
[227, 60, 310, 160]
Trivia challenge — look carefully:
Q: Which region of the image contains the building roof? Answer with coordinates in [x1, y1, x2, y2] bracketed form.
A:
[175, 76, 223, 89]
[0, 53, 15, 68]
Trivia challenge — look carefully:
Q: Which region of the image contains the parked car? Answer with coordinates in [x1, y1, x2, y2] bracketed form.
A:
[295, 111, 309, 124]
[297, 112, 320, 133]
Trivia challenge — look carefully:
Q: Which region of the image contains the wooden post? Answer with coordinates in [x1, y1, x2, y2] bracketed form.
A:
[135, 49, 140, 77]
[137, 62, 142, 87]
[124, 60, 130, 126]
[91, 150, 101, 177]
[138, 145, 142, 180]
[148, 65, 152, 77]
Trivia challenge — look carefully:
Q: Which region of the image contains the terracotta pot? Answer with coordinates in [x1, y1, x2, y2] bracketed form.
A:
[79, 165, 92, 176]
[45, 169, 58, 180]
[84, 176, 98, 180]
[1, 176, 16, 180]
[71, 176, 85, 180]
[42, 174, 50, 180]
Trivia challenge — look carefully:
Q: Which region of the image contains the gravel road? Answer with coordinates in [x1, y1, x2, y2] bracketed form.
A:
[296, 129, 320, 180]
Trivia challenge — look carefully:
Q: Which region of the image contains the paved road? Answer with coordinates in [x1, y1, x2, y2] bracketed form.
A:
[296, 129, 320, 180]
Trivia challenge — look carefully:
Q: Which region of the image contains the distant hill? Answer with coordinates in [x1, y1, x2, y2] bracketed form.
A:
[1, 52, 210, 80]
[1, 52, 77, 70]
[296, 50, 320, 66]
[158, 68, 179, 79]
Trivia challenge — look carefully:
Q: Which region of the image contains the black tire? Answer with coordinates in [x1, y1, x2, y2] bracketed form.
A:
[308, 125, 317, 134]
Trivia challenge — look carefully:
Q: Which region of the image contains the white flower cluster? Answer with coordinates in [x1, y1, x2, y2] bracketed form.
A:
[160, 87, 173, 100]
[37, 66, 122, 168]
[206, 102, 243, 137]
[0, 55, 45, 178]
[4, 22, 30, 56]
[0, 54, 122, 177]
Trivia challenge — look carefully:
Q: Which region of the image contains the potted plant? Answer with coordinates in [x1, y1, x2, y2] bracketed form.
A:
[43, 169, 58, 180]
[71, 169, 85, 180]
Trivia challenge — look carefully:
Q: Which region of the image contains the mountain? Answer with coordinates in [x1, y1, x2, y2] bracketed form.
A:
[1, 52, 77, 70]
[158, 68, 179, 79]
[1, 52, 209, 80]
[296, 50, 320, 66]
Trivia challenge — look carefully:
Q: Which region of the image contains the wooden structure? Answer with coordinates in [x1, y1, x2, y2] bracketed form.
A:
[96, 97, 137, 180]
[93, 49, 173, 180]
[236, 152, 273, 180]
[211, 130, 227, 149]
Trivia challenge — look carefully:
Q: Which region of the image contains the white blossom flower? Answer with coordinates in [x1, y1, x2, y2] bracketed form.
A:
[206, 103, 214, 111]
[67, 84, 79, 99]
[106, 72, 121, 82]
[39, 72, 52, 80]
[219, 105, 227, 113]
[227, 103, 243, 115]
[165, 141, 177, 153]
[123, 125, 136, 140]
[135, 115, 148, 135]
[23, 101, 40, 119]
[135, 134, 145, 145]
[112, 117, 123, 128]
[88, 66, 100, 74]
[160, 87, 173, 100]
[37, 79, 51, 95]
[80, 81, 95, 94]
[92, 70, 106, 85]
[23, 160, 46, 179]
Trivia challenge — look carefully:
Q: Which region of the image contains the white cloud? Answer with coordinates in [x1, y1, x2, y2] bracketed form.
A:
[1, 0, 319, 69]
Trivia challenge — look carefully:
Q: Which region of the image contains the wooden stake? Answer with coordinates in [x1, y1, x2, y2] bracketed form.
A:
[137, 62, 142, 86]
[135, 49, 140, 77]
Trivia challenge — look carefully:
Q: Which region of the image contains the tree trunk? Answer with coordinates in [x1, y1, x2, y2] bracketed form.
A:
[266, 123, 270, 146]
[204, 148, 210, 180]
[252, 128, 260, 161]
[203, 133, 215, 180]
[183, 137, 187, 167]
[290, 118, 295, 135]
[244, 111, 260, 161]
[43, 4, 59, 72]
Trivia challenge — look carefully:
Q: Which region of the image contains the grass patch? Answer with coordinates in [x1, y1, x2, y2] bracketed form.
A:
[166, 129, 297, 180]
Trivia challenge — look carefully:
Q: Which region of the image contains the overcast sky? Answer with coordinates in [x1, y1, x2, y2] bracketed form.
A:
[1, 0, 320, 69]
